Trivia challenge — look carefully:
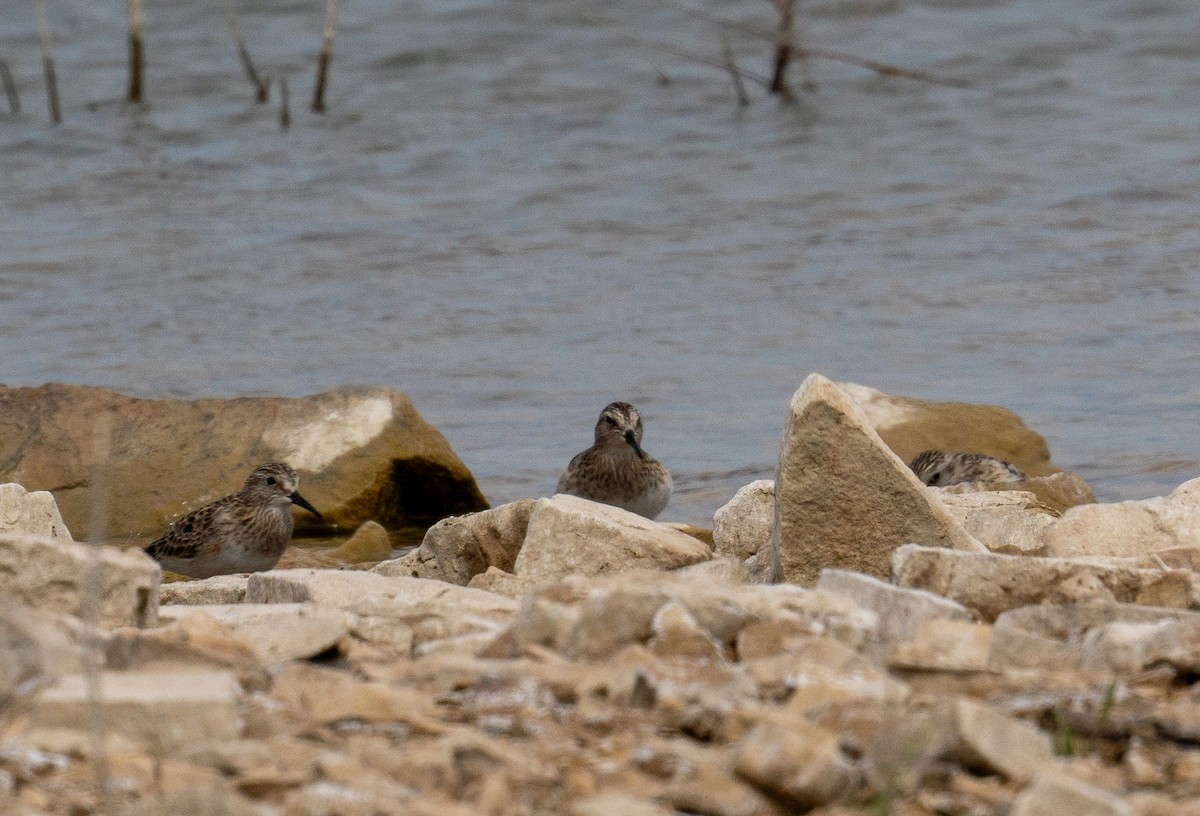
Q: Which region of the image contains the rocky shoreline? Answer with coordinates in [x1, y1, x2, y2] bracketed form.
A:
[2, 375, 1199, 815]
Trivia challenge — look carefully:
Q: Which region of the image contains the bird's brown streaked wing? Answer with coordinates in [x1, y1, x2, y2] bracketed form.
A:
[144, 502, 221, 561]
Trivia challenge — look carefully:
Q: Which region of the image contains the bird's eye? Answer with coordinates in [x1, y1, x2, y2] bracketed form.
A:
[266, 476, 277, 485]
[604, 416, 617, 426]
[929, 472, 941, 485]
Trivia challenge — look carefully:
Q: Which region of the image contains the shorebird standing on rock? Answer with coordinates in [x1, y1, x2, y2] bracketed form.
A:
[557, 401, 673, 519]
[144, 462, 322, 578]
[909, 450, 1027, 488]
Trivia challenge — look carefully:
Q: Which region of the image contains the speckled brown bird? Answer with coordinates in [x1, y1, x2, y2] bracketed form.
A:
[556, 401, 672, 519]
[909, 450, 1026, 488]
[144, 462, 322, 578]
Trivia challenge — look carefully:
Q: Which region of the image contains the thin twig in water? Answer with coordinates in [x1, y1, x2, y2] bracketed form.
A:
[311, 0, 337, 113]
[769, 0, 796, 95]
[279, 76, 291, 129]
[127, 0, 144, 103]
[0, 59, 19, 114]
[83, 414, 114, 813]
[223, 0, 269, 103]
[32, 0, 61, 124]
[721, 35, 750, 107]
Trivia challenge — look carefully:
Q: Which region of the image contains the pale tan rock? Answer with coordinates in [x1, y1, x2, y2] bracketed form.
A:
[373, 499, 536, 585]
[466, 566, 539, 599]
[936, 490, 1056, 555]
[988, 602, 1200, 672]
[0, 383, 486, 539]
[734, 719, 861, 807]
[1046, 491, 1200, 558]
[270, 663, 439, 728]
[1010, 773, 1133, 816]
[1135, 569, 1200, 608]
[815, 569, 973, 650]
[158, 603, 349, 663]
[513, 495, 713, 582]
[0, 483, 72, 540]
[673, 556, 750, 583]
[887, 619, 993, 672]
[839, 380, 1055, 476]
[986, 471, 1097, 514]
[246, 569, 516, 649]
[0, 605, 86, 704]
[571, 792, 673, 816]
[0, 533, 159, 628]
[772, 374, 983, 586]
[647, 601, 725, 661]
[940, 699, 1054, 782]
[328, 520, 393, 564]
[712, 480, 774, 562]
[32, 670, 242, 748]
[1079, 618, 1200, 675]
[892, 544, 1180, 621]
[745, 637, 909, 712]
[159, 574, 248, 605]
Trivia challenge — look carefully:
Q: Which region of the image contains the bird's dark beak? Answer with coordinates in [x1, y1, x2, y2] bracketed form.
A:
[289, 491, 323, 518]
[623, 429, 645, 460]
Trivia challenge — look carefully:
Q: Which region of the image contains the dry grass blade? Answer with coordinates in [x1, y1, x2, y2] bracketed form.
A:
[0, 59, 19, 114]
[127, 0, 144, 103]
[223, 0, 269, 103]
[83, 414, 114, 813]
[32, 0, 61, 124]
[311, 0, 337, 113]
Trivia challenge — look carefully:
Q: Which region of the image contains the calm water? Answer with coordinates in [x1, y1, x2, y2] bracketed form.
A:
[2, 0, 1200, 524]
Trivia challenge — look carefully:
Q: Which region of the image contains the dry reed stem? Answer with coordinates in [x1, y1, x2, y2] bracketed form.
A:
[83, 414, 114, 813]
[223, 0, 269, 103]
[280, 76, 291, 129]
[127, 0, 144, 103]
[311, 0, 337, 113]
[32, 0, 60, 124]
[0, 59, 19, 114]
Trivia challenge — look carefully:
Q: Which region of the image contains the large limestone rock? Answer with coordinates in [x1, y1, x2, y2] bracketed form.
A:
[893, 544, 1183, 621]
[374, 499, 536, 585]
[0, 383, 487, 539]
[1010, 773, 1134, 816]
[158, 603, 350, 664]
[840, 381, 1056, 476]
[0, 533, 159, 628]
[771, 374, 983, 586]
[1045, 477, 1200, 558]
[512, 495, 713, 582]
[0, 483, 72, 540]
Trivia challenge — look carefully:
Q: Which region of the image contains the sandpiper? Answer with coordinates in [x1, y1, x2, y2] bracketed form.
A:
[557, 401, 673, 519]
[144, 462, 322, 578]
[909, 449, 1027, 487]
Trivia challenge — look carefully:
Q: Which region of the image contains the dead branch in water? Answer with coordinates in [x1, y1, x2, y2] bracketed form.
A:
[0, 60, 19, 114]
[311, 0, 337, 113]
[769, 0, 796, 95]
[32, 0, 61, 124]
[280, 76, 291, 129]
[223, 0, 269, 102]
[127, 0, 144, 103]
[655, 0, 968, 89]
[721, 35, 750, 107]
